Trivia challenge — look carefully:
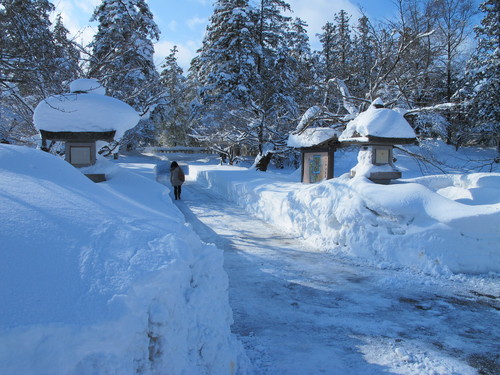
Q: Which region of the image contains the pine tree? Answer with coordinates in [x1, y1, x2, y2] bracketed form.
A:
[153, 46, 190, 146]
[461, 0, 499, 149]
[252, 0, 295, 170]
[318, 21, 336, 81]
[333, 10, 352, 81]
[351, 15, 376, 98]
[0, 0, 66, 144]
[287, 17, 319, 111]
[190, 0, 300, 169]
[0, 0, 59, 96]
[89, 0, 161, 114]
[318, 10, 352, 81]
[52, 14, 81, 86]
[188, 0, 258, 162]
[194, 0, 257, 108]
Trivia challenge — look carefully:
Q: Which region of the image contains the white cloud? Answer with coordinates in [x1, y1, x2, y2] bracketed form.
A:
[53, 0, 98, 46]
[187, 16, 208, 31]
[74, 0, 101, 15]
[189, 0, 211, 6]
[168, 20, 178, 32]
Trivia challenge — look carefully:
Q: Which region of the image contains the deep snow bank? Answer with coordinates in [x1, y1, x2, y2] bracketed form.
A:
[0, 145, 246, 374]
[188, 164, 500, 275]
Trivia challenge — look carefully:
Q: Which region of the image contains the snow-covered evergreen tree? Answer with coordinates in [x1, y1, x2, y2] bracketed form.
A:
[351, 15, 376, 98]
[460, 0, 499, 149]
[318, 21, 336, 82]
[0, 0, 75, 144]
[1, 0, 57, 95]
[89, 0, 161, 114]
[89, 0, 163, 150]
[188, 0, 258, 161]
[153, 46, 190, 146]
[190, 0, 302, 169]
[318, 10, 357, 114]
[194, 0, 257, 109]
[251, 0, 297, 170]
[287, 17, 320, 112]
[319, 10, 352, 82]
[52, 14, 81, 86]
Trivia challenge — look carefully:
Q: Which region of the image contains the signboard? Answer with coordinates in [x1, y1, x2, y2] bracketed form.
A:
[66, 142, 96, 167]
[70, 146, 91, 166]
[374, 147, 390, 164]
[303, 152, 330, 183]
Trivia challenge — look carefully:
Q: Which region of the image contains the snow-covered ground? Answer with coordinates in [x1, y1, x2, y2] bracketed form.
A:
[175, 171, 499, 375]
[1, 141, 499, 374]
[0, 144, 247, 374]
[185, 141, 500, 275]
[157, 145, 499, 375]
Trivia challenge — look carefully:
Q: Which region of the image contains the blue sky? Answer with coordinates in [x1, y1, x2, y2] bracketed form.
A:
[53, 0, 421, 72]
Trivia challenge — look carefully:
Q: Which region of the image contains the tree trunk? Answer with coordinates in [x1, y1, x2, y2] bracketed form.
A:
[255, 152, 273, 171]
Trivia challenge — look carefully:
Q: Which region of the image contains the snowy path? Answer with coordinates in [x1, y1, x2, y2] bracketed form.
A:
[160, 165, 499, 374]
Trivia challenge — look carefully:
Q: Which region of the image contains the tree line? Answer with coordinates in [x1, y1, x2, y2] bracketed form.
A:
[1, 0, 498, 169]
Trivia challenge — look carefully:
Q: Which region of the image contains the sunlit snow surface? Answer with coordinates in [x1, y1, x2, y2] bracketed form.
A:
[1, 141, 498, 374]
[0, 145, 247, 375]
[165, 147, 499, 375]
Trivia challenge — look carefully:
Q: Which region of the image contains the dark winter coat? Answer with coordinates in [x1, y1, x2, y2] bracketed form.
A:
[170, 166, 185, 187]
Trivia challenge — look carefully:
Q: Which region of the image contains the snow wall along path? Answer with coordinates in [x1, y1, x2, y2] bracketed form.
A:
[0, 145, 247, 375]
[189, 165, 500, 275]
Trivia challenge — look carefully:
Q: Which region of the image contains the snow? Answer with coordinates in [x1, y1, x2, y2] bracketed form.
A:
[33, 80, 140, 141]
[1, 141, 498, 374]
[155, 150, 499, 375]
[340, 103, 416, 141]
[186, 147, 500, 275]
[0, 144, 247, 374]
[69, 78, 106, 95]
[349, 146, 400, 178]
[287, 127, 340, 148]
[291, 105, 323, 135]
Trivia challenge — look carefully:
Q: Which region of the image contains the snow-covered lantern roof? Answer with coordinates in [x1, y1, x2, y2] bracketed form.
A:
[287, 127, 342, 183]
[339, 99, 417, 184]
[287, 127, 341, 149]
[339, 99, 416, 145]
[34, 79, 140, 172]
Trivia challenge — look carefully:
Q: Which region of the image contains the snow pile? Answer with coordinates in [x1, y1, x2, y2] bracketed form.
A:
[340, 103, 416, 142]
[188, 162, 500, 275]
[0, 144, 247, 374]
[349, 146, 400, 178]
[33, 79, 139, 141]
[69, 78, 106, 95]
[287, 127, 340, 148]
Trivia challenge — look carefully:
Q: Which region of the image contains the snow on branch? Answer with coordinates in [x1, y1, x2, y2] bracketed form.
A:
[403, 102, 458, 116]
[328, 78, 367, 116]
[293, 105, 350, 136]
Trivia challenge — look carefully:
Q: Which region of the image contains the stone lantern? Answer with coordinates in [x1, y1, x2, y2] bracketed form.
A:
[339, 99, 416, 184]
[33, 79, 139, 181]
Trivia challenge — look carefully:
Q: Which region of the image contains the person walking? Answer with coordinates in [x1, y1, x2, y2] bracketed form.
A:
[170, 161, 185, 200]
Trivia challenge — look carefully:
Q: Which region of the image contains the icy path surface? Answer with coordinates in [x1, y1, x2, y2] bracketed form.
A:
[171, 180, 499, 375]
[115, 150, 495, 375]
